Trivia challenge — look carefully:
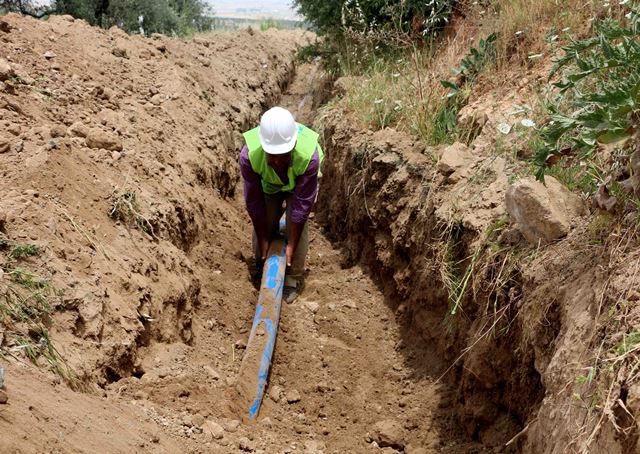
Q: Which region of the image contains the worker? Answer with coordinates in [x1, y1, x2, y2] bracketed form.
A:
[239, 107, 324, 303]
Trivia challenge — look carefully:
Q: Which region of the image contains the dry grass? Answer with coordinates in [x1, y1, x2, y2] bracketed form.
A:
[341, 17, 480, 145]
[339, 0, 622, 147]
[482, 0, 617, 68]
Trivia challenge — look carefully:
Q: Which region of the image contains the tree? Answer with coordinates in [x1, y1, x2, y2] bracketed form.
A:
[53, 0, 213, 35]
[293, 0, 455, 37]
[0, 0, 53, 18]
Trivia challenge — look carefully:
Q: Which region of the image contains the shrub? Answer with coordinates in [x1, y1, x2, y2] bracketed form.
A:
[293, 0, 456, 38]
[534, 8, 640, 184]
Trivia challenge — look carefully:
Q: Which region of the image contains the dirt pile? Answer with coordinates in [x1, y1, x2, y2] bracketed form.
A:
[316, 76, 640, 452]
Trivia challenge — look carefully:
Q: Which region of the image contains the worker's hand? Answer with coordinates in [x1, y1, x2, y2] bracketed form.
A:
[285, 243, 295, 267]
[259, 237, 269, 261]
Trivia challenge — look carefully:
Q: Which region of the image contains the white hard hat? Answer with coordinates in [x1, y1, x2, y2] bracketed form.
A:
[258, 107, 298, 155]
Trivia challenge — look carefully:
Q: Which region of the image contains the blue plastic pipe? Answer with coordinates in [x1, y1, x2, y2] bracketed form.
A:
[238, 230, 287, 422]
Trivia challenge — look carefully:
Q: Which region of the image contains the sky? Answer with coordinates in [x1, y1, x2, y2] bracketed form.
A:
[209, 0, 301, 21]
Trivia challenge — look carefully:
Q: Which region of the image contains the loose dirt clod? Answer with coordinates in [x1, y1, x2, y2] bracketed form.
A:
[203, 421, 224, 440]
[286, 389, 301, 404]
[371, 420, 405, 449]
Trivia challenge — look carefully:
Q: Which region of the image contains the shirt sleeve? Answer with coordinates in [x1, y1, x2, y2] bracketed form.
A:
[290, 149, 320, 224]
[239, 145, 266, 224]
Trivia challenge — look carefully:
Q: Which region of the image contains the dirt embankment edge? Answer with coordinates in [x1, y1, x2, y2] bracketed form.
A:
[315, 104, 640, 452]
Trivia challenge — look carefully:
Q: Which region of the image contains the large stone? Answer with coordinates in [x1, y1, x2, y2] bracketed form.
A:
[372, 420, 405, 449]
[86, 129, 123, 151]
[437, 142, 475, 183]
[506, 176, 586, 244]
[0, 59, 15, 81]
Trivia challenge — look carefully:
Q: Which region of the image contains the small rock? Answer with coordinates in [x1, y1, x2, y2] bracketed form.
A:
[0, 140, 9, 154]
[43, 51, 56, 59]
[372, 420, 405, 450]
[0, 19, 13, 33]
[192, 414, 205, 428]
[112, 47, 128, 58]
[235, 339, 247, 350]
[269, 385, 283, 403]
[0, 58, 15, 81]
[150, 94, 163, 105]
[238, 436, 256, 452]
[14, 141, 23, 153]
[182, 414, 193, 427]
[286, 389, 301, 404]
[223, 419, 241, 432]
[305, 301, 319, 314]
[202, 420, 224, 440]
[0, 390, 7, 404]
[85, 129, 123, 151]
[260, 417, 273, 427]
[204, 365, 220, 380]
[50, 125, 66, 138]
[68, 122, 89, 138]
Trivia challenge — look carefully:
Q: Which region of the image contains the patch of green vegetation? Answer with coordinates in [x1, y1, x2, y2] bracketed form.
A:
[259, 18, 282, 31]
[437, 34, 497, 145]
[534, 7, 640, 188]
[7, 243, 41, 261]
[0, 238, 77, 387]
[109, 189, 153, 234]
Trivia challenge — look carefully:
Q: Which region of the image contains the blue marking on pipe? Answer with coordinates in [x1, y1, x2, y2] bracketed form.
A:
[244, 239, 287, 421]
[264, 254, 282, 288]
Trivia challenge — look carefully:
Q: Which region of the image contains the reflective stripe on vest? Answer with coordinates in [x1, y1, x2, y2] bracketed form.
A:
[243, 123, 325, 194]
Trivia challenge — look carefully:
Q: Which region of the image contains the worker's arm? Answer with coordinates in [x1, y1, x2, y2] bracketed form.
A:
[239, 145, 269, 259]
[287, 149, 320, 266]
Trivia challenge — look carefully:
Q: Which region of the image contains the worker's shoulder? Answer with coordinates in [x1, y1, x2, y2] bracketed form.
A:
[296, 123, 319, 140]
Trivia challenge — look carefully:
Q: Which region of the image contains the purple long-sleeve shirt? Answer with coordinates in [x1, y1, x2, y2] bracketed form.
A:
[239, 145, 320, 225]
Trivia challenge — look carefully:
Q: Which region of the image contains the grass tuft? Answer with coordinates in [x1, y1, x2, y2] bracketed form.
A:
[109, 188, 154, 235]
[0, 238, 78, 387]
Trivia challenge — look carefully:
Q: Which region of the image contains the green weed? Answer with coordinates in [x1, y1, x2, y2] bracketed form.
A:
[0, 237, 77, 387]
[109, 189, 154, 235]
[7, 243, 41, 261]
[535, 7, 640, 183]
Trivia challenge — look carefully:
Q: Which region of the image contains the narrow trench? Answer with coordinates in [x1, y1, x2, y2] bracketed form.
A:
[247, 60, 497, 453]
[99, 57, 532, 453]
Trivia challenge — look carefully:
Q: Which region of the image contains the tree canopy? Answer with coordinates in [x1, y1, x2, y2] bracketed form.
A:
[0, 0, 214, 36]
[293, 0, 456, 37]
